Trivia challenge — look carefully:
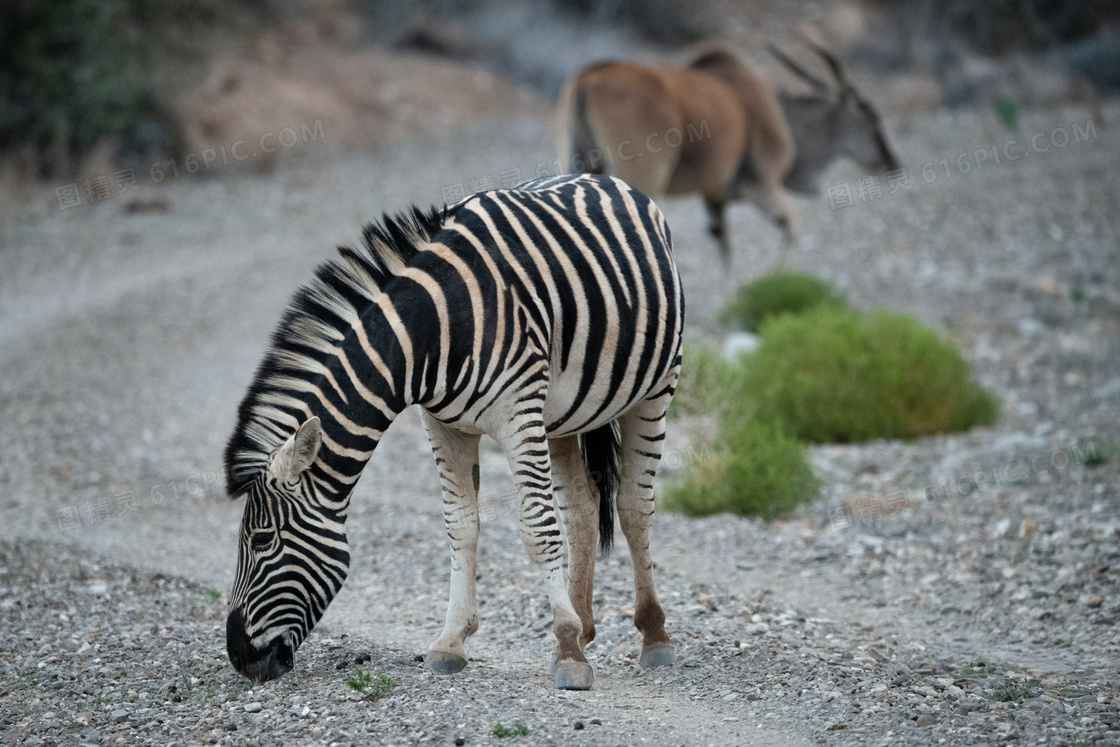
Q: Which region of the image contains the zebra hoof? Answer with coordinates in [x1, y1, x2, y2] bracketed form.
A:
[427, 651, 468, 674]
[554, 660, 594, 690]
[639, 643, 676, 669]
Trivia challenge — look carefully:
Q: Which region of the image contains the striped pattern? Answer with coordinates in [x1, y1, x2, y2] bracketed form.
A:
[224, 174, 684, 684]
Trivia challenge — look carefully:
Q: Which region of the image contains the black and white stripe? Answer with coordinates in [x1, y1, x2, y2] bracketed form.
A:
[224, 174, 684, 687]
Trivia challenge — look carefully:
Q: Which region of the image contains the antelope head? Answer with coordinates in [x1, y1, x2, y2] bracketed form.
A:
[770, 43, 901, 176]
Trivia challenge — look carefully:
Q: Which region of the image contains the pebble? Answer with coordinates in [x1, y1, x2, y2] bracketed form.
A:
[243, 702, 262, 713]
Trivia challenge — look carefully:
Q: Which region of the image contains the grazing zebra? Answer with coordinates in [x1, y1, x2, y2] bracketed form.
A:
[224, 173, 684, 689]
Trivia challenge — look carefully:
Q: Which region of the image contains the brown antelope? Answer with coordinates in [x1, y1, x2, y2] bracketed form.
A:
[559, 45, 901, 266]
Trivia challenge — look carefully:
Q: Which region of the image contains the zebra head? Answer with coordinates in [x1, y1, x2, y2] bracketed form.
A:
[225, 417, 351, 682]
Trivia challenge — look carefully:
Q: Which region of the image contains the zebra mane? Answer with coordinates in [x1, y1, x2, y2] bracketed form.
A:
[223, 205, 446, 497]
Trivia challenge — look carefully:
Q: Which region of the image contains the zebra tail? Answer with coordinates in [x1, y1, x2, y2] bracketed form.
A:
[580, 421, 621, 555]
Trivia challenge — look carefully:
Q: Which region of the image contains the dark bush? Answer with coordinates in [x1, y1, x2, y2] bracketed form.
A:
[0, 1, 154, 174]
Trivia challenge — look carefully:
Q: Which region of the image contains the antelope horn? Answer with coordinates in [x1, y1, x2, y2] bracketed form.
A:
[768, 43, 829, 93]
[805, 41, 855, 95]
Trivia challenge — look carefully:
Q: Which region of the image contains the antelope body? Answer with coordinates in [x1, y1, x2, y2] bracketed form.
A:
[560, 46, 901, 266]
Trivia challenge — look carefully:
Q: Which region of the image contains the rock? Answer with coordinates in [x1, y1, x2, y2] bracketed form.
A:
[243, 702, 262, 713]
[722, 332, 760, 361]
[110, 709, 128, 723]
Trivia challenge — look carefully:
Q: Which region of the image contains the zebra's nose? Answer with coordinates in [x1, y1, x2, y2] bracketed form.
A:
[226, 607, 294, 682]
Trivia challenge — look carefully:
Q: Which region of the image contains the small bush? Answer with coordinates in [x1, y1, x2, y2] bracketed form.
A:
[719, 272, 847, 333]
[743, 308, 1000, 443]
[662, 419, 819, 518]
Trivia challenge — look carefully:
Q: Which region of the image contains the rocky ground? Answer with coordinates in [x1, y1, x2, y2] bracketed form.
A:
[1, 96, 1118, 746]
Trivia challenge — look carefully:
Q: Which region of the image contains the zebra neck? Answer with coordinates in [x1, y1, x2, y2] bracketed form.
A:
[303, 292, 438, 501]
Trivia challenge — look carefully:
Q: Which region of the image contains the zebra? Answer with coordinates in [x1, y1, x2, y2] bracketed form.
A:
[223, 173, 684, 690]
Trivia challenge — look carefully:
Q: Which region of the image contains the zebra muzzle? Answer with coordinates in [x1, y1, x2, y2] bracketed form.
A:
[226, 608, 296, 682]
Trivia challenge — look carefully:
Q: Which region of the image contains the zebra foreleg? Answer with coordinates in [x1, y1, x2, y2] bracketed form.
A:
[496, 414, 593, 690]
[422, 413, 482, 675]
[616, 386, 677, 670]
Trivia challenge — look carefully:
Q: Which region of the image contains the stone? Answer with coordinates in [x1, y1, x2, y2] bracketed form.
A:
[722, 332, 760, 361]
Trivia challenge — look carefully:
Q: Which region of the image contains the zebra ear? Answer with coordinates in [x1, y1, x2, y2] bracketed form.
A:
[272, 417, 323, 481]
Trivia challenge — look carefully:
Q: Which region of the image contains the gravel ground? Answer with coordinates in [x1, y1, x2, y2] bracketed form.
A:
[1, 102, 1119, 746]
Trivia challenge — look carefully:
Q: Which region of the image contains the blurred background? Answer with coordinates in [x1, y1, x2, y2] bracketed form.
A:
[1, 0, 1118, 188]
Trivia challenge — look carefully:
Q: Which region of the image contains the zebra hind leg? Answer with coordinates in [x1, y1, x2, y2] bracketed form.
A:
[547, 435, 599, 673]
[421, 413, 482, 675]
[616, 384, 678, 669]
[496, 412, 593, 690]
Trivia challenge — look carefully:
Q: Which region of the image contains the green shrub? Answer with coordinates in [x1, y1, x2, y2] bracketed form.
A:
[719, 272, 847, 333]
[662, 418, 819, 518]
[743, 307, 1000, 443]
[668, 342, 743, 419]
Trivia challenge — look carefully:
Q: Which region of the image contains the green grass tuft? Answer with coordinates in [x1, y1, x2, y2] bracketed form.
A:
[1080, 440, 1115, 467]
[493, 720, 531, 737]
[203, 587, 222, 602]
[719, 272, 847, 333]
[742, 307, 1000, 443]
[662, 418, 819, 518]
[957, 661, 997, 680]
[989, 678, 1040, 702]
[994, 97, 1020, 130]
[347, 669, 394, 700]
[347, 670, 371, 692]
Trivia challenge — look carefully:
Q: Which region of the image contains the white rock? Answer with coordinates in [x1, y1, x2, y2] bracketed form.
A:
[722, 332, 760, 362]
